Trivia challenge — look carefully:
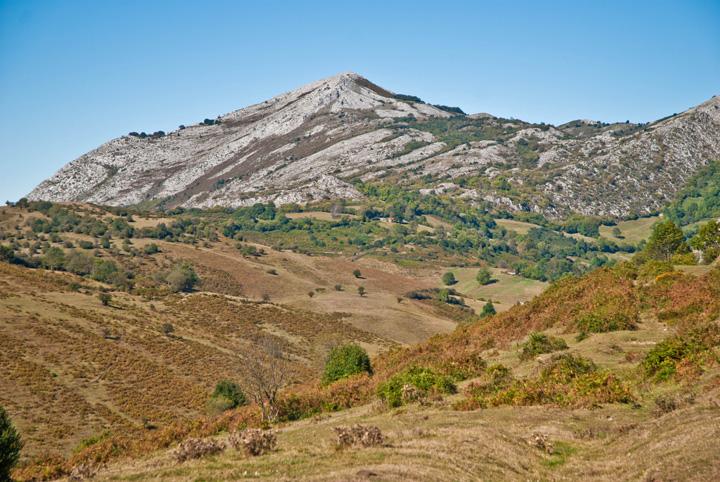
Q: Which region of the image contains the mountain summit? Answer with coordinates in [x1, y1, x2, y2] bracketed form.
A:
[28, 74, 720, 217]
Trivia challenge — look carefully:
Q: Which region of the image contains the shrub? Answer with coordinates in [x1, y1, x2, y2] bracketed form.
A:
[78, 240, 94, 250]
[173, 437, 225, 462]
[143, 243, 159, 254]
[322, 344, 372, 385]
[334, 284, 343, 291]
[210, 380, 247, 409]
[575, 312, 636, 333]
[161, 323, 174, 337]
[98, 292, 112, 306]
[334, 425, 384, 448]
[519, 332, 568, 361]
[377, 366, 456, 408]
[643, 323, 720, 381]
[467, 354, 634, 409]
[165, 263, 199, 292]
[481, 301, 496, 317]
[91, 259, 119, 283]
[42, 246, 65, 270]
[0, 406, 22, 481]
[357, 286, 366, 296]
[228, 429, 276, 456]
[353, 269, 362, 278]
[476, 267, 493, 285]
[442, 271, 457, 285]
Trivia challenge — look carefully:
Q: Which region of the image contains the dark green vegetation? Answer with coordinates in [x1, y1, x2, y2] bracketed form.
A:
[209, 380, 247, 412]
[519, 332, 568, 360]
[665, 160, 720, 225]
[322, 344, 372, 385]
[0, 405, 22, 482]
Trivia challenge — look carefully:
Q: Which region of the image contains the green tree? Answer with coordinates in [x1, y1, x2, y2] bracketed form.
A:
[481, 301, 496, 317]
[353, 269, 362, 278]
[322, 343, 372, 385]
[690, 219, 720, 263]
[0, 405, 22, 481]
[645, 220, 688, 261]
[476, 268, 493, 285]
[42, 246, 65, 270]
[442, 271, 457, 285]
[357, 286, 366, 297]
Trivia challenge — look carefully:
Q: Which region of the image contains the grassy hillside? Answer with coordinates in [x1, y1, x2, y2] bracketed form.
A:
[16, 263, 716, 481]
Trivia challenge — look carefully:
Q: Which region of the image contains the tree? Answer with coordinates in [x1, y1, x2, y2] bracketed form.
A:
[0, 405, 22, 481]
[322, 344, 372, 385]
[476, 268, 492, 285]
[690, 219, 720, 263]
[353, 269, 362, 279]
[481, 301, 496, 317]
[42, 247, 65, 270]
[245, 338, 288, 422]
[165, 263, 199, 292]
[357, 286, 366, 297]
[442, 272, 457, 285]
[645, 220, 688, 261]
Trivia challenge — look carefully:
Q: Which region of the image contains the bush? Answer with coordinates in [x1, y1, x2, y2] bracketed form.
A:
[173, 437, 225, 462]
[575, 312, 636, 333]
[228, 429, 276, 456]
[143, 243, 160, 254]
[519, 332, 568, 361]
[165, 263, 199, 292]
[210, 380, 247, 409]
[377, 366, 456, 408]
[334, 425, 384, 448]
[353, 269, 362, 278]
[98, 292, 112, 306]
[481, 301, 496, 317]
[476, 267, 493, 285]
[357, 286, 366, 296]
[322, 344, 372, 385]
[0, 406, 22, 481]
[479, 354, 634, 408]
[643, 324, 720, 381]
[442, 271, 457, 285]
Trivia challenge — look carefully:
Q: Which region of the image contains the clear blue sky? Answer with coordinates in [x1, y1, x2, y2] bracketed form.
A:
[1, 0, 718, 202]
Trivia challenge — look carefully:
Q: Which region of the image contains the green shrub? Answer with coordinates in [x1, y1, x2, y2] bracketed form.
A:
[165, 263, 199, 292]
[442, 272, 457, 285]
[98, 292, 112, 306]
[322, 344, 372, 385]
[476, 268, 493, 285]
[143, 243, 160, 254]
[210, 380, 247, 409]
[91, 259, 119, 283]
[643, 324, 720, 381]
[519, 332, 568, 361]
[481, 301, 496, 317]
[377, 366, 456, 407]
[466, 354, 634, 409]
[575, 312, 635, 333]
[0, 405, 22, 481]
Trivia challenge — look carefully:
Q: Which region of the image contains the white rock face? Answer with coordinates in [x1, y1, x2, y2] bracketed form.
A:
[28, 72, 450, 208]
[27, 73, 720, 218]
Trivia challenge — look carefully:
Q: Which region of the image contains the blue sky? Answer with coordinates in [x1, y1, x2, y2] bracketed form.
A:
[1, 0, 718, 202]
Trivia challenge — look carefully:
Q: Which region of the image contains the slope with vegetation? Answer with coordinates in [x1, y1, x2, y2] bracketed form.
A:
[3, 209, 719, 480]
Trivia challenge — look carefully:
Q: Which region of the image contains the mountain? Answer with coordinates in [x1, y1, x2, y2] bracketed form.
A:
[27, 73, 720, 218]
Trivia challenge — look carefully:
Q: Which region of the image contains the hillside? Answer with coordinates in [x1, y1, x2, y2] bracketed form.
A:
[10, 255, 720, 481]
[27, 73, 720, 218]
